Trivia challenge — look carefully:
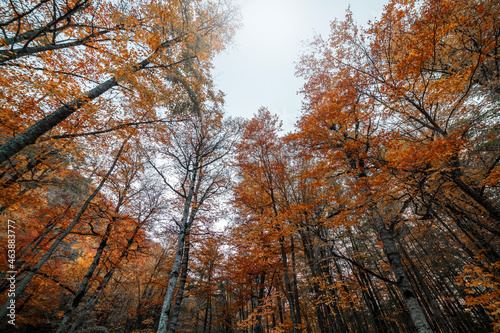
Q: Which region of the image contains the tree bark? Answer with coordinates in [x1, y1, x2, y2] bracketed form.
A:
[157, 166, 199, 333]
[0, 77, 118, 165]
[0, 36, 182, 165]
[279, 237, 300, 333]
[168, 238, 191, 333]
[291, 237, 302, 330]
[373, 217, 433, 333]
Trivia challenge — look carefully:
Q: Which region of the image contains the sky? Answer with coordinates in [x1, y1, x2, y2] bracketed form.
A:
[213, 0, 388, 132]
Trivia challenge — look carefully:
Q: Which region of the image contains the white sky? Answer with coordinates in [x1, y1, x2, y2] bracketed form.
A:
[213, 0, 388, 131]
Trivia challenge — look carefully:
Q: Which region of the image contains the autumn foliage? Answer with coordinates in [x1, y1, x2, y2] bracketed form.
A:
[0, 0, 499, 332]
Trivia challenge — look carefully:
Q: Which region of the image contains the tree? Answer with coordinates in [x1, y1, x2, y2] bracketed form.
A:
[151, 112, 239, 333]
[0, 0, 237, 164]
[296, 0, 499, 331]
[0, 137, 128, 322]
[233, 108, 303, 333]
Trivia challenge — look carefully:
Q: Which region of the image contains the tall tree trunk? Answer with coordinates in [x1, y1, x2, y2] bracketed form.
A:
[299, 228, 336, 333]
[203, 289, 211, 333]
[290, 237, 302, 330]
[67, 222, 143, 333]
[0, 37, 182, 164]
[269, 183, 300, 333]
[157, 166, 199, 333]
[168, 238, 191, 333]
[0, 77, 118, 165]
[373, 217, 433, 333]
[399, 244, 451, 333]
[254, 273, 266, 333]
[0, 204, 72, 294]
[55, 222, 112, 333]
[276, 293, 284, 326]
[279, 237, 300, 333]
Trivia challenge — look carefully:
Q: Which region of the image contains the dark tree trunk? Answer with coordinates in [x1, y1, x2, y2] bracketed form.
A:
[0, 77, 118, 165]
[55, 222, 113, 333]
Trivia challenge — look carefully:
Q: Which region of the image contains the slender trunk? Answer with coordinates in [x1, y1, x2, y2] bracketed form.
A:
[400, 245, 451, 333]
[157, 220, 189, 333]
[276, 294, 284, 325]
[373, 218, 433, 333]
[356, 271, 383, 333]
[55, 222, 112, 333]
[290, 237, 302, 329]
[0, 205, 71, 294]
[67, 223, 143, 333]
[347, 230, 384, 333]
[0, 141, 126, 319]
[269, 183, 300, 333]
[157, 167, 199, 333]
[279, 237, 300, 333]
[299, 228, 335, 333]
[203, 292, 211, 333]
[254, 273, 266, 333]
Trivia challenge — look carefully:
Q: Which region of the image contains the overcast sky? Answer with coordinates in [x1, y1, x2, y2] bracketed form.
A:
[213, 0, 388, 131]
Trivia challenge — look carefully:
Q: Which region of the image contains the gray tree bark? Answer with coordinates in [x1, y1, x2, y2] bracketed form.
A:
[157, 166, 199, 333]
[373, 217, 433, 333]
[168, 238, 191, 333]
[0, 36, 182, 165]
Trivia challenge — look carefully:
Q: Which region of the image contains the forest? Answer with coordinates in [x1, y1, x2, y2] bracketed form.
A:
[0, 0, 499, 332]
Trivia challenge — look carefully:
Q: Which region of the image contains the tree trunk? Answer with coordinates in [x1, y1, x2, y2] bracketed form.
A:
[67, 223, 143, 333]
[373, 217, 433, 333]
[0, 77, 118, 165]
[0, 37, 182, 165]
[55, 222, 112, 333]
[254, 273, 266, 333]
[279, 237, 300, 333]
[299, 228, 336, 333]
[157, 167, 199, 333]
[168, 238, 191, 333]
[290, 237, 302, 330]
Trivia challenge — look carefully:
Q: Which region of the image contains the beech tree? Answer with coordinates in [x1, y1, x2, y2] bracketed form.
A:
[232, 108, 303, 333]
[150, 112, 239, 333]
[295, 0, 499, 331]
[0, 0, 237, 164]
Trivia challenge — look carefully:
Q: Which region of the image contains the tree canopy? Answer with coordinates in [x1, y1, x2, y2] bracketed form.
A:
[0, 0, 498, 332]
